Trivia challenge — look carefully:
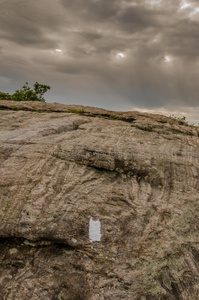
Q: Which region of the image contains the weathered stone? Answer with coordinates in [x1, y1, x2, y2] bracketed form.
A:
[0, 101, 199, 299]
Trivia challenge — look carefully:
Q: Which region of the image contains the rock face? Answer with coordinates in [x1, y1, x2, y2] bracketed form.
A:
[0, 100, 199, 300]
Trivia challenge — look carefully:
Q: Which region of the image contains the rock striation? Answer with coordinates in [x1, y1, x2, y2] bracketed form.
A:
[0, 100, 199, 299]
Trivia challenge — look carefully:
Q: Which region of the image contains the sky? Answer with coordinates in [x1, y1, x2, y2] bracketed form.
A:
[1, 0, 199, 124]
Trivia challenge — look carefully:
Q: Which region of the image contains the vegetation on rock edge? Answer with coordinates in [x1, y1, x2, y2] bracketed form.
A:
[0, 82, 51, 102]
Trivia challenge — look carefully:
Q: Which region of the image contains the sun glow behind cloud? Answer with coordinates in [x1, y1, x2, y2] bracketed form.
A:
[190, 7, 199, 16]
[116, 52, 126, 59]
[164, 55, 172, 63]
[179, 1, 199, 18]
[180, 0, 191, 10]
[55, 49, 63, 54]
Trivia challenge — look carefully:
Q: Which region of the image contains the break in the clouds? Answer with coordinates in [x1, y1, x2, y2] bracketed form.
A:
[0, 0, 199, 123]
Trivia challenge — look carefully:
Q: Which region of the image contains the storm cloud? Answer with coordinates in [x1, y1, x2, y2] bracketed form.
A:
[0, 0, 199, 123]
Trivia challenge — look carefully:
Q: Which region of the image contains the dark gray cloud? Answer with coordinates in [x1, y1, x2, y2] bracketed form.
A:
[116, 5, 161, 32]
[0, 0, 64, 47]
[0, 0, 199, 122]
[61, 0, 119, 21]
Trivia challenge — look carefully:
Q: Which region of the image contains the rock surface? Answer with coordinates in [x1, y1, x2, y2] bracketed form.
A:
[0, 100, 199, 299]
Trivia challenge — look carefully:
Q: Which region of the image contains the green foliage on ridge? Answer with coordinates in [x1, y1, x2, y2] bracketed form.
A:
[0, 82, 51, 102]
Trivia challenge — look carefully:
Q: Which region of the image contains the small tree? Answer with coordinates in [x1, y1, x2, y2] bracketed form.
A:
[11, 82, 51, 102]
[33, 82, 51, 102]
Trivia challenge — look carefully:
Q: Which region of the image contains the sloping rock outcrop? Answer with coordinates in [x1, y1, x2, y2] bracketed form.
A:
[0, 100, 199, 299]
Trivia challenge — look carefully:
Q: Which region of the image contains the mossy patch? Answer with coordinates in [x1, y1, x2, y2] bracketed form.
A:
[67, 109, 84, 114]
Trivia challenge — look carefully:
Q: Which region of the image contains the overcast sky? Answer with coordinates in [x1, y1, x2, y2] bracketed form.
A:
[1, 0, 199, 123]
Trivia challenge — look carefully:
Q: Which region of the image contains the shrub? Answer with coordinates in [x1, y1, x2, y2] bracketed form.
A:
[0, 91, 12, 100]
[11, 82, 51, 102]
